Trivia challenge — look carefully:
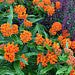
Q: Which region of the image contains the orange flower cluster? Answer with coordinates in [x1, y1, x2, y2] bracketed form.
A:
[0, 0, 4, 2]
[0, 44, 6, 49]
[4, 42, 19, 62]
[56, 1, 61, 9]
[37, 50, 58, 67]
[49, 22, 62, 35]
[0, 23, 18, 37]
[70, 68, 75, 75]
[52, 42, 60, 50]
[24, 19, 32, 27]
[35, 33, 44, 45]
[14, 5, 28, 19]
[20, 30, 32, 43]
[71, 41, 75, 50]
[20, 54, 28, 69]
[33, 0, 56, 16]
[62, 30, 70, 38]
[6, 0, 14, 4]
[61, 38, 71, 48]
[33, 0, 40, 4]
[43, 38, 52, 47]
[55, 49, 62, 55]
[57, 36, 63, 41]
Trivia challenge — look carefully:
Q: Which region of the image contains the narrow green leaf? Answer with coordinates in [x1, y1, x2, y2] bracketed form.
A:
[66, 65, 72, 73]
[14, 61, 24, 75]
[40, 64, 54, 74]
[37, 46, 44, 51]
[66, 40, 69, 49]
[27, 15, 36, 17]
[52, 2, 54, 7]
[0, 49, 5, 54]
[27, 42, 36, 48]
[7, 5, 13, 26]
[56, 66, 68, 75]
[45, 44, 53, 51]
[25, 52, 38, 58]
[15, 55, 28, 65]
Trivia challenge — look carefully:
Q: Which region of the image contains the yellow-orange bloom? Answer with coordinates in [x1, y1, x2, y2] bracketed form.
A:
[35, 33, 44, 45]
[49, 28, 57, 35]
[61, 38, 71, 48]
[70, 68, 75, 75]
[24, 19, 32, 27]
[57, 36, 63, 41]
[47, 5, 55, 16]
[4, 42, 19, 53]
[52, 42, 60, 50]
[18, 12, 28, 19]
[52, 22, 62, 31]
[20, 30, 32, 43]
[4, 52, 15, 62]
[37, 2, 44, 10]
[71, 41, 75, 49]
[42, 0, 51, 6]
[0, 23, 13, 37]
[12, 24, 18, 34]
[43, 38, 52, 47]
[56, 1, 61, 9]
[14, 5, 26, 14]
[33, 0, 40, 4]
[62, 30, 70, 38]
[0, 0, 4, 2]
[6, 0, 14, 4]
[20, 54, 28, 69]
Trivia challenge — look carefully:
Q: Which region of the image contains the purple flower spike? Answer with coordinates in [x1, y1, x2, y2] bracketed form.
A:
[19, 22, 22, 25]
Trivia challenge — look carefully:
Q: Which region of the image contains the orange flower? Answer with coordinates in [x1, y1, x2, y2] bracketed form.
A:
[4, 42, 19, 53]
[49, 28, 57, 35]
[37, 2, 44, 10]
[71, 41, 75, 49]
[24, 19, 32, 27]
[43, 38, 52, 47]
[33, 0, 40, 4]
[18, 12, 28, 19]
[14, 5, 26, 14]
[7, 9, 10, 12]
[52, 22, 62, 31]
[42, 0, 51, 6]
[0, 0, 4, 2]
[6, 0, 14, 4]
[20, 30, 32, 43]
[0, 23, 13, 37]
[37, 53, 48, 67]
[20, 54, 28, 69]
[56, 1, 61, 9]
[35, 33, 44, 45]
[4, 52, 15, 62]
[70, 68, 75, 75]
[0, 44, 6, 49]
[61, 38, 71, 48]
[46, 50, 58, 64]
[62, 30, 70, 38]
[12, 24, 18, 34]
[47, 5, 55, 16]
[52, 42, 60, 50]
[57, 36, 63, 41]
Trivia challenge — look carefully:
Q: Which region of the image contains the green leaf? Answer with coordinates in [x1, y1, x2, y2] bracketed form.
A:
[27, 42, 36, 48]
[66, 40, 69, 48]
[28, 17, 43, 23]
[45, 44, 53, 51]
[40, 64, 54, 74]
[15, 55, 28, 65]
[56, 66, 68, 75]
[25, 52, 38, 58]
[0, 56, 5, 60]
[7, 5, 13, 26]
[52, 2, 54, 7]
[14, 61, 24, 75]
[43, 30, 48, 38]
[0, 49, 5, 54]
[37, 46, 44, 51]
[0, 70, 14, 75]
[27, 15, 36, 17]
